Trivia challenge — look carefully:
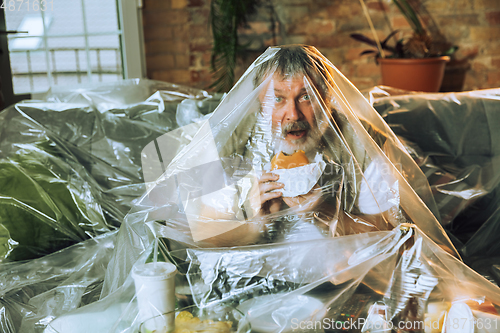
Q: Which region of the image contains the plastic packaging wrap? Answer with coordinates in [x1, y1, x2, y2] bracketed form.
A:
[183, 225, 500, 333]
[0, 79, 221, 261]
[367, 87, 500, 258]
[102, 46, 457, 295]
[43, 225, 500, 333]
[49, 229, 402, 333]
[0, 79, 223, 331]
[7, 46, 492, 333]
[42, 45, 465, 333]
[0, 232, 116, 333]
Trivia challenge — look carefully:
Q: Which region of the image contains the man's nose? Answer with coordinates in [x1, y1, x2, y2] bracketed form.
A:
[284, 100, 303, 121]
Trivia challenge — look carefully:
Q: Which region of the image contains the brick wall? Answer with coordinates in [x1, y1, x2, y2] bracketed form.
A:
[142, 0, 500, 92]
[142, 0, 213, 88]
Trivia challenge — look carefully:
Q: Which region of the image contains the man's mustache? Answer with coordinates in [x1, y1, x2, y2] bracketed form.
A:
[281, 121, 310, 136]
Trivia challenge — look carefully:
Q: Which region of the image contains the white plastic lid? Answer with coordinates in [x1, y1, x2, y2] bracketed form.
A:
[445, 302, 474, 333]
[132, 262, 177, 280]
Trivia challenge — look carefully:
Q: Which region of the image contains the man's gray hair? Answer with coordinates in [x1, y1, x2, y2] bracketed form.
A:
[253, 45, 334, 98]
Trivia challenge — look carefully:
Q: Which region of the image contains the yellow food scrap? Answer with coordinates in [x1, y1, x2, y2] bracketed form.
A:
[173, 311, 233, 333]
[176, 311, 194, 320]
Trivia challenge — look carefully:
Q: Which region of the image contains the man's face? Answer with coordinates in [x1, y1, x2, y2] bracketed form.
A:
[260, 74, 321, 155]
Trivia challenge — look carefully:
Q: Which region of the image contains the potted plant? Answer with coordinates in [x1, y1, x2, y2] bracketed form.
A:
[351, 0, 457, 92]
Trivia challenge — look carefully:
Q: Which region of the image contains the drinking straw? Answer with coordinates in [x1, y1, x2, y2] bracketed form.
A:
[153, 237, 159, 267]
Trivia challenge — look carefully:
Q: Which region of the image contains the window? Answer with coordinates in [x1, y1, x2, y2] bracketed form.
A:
[4, 0, 144, 95]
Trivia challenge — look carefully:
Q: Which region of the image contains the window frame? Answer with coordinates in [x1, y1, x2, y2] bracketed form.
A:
[0, 0, 145, 107]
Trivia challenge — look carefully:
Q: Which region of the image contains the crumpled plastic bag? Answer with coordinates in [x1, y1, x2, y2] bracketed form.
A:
[0, 79, 223, 332]
[4, 46, 487, 333]
[41, 225, 500, 333]
[0, 79, 222, 262]
[367, 87, 500, 260]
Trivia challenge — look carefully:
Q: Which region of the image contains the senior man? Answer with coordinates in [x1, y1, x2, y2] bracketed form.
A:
[198, 45, 397, 247]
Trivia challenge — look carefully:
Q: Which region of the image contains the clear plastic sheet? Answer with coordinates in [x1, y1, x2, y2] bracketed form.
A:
[43, 226, 500, 333]
[183, 225, 500, 333]
[367, 87, 500, 258]
[102, 46, 457, 297]
[44, 45, 467, 333]
[0, 79, 222, 262]
[7, 46, 490, 333]
[0, 231, 116, 333]
[0, 79, 222, 330]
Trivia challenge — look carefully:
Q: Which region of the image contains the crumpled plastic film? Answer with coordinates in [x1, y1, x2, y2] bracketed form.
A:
[4, 46, 483, 333]
[183, 229, 408, 308]
[368, 87, 500, 257]
[0, 79, 224, 331]
[0, 232, 116, 333]
[44, 225, 500, 333]
[0, 103, 113, 261]
[183, 225, 500, 333]
[44, 229, 401, 333]
[103, 46, 457, 295]
[0, 79, 222, 262]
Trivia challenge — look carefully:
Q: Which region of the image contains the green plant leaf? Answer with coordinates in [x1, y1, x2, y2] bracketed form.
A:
[0, 142, 110, 261]
[443, 46, 459, 55]
[209, 0, 260, 92]
[392, 0, 424, 34]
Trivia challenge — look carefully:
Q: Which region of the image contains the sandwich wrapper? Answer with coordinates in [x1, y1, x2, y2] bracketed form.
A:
[270, 153, 326, 197]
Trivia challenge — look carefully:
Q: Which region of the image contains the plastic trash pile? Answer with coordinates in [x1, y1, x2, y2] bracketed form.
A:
[1, 46, 500, 333]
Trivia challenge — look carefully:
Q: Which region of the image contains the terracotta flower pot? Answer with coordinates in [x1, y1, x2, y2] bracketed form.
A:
[378, 56, 450, 92]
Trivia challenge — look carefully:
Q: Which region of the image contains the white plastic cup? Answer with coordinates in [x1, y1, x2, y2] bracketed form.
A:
[445, 303, 475, 333]
[132, 262, 177, 333]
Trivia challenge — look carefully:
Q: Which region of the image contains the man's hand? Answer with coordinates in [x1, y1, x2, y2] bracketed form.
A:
[258, 172, 284, 215]
[283, 184, 322, 212]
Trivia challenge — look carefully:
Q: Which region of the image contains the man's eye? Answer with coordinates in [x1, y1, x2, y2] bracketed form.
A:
[275, 96, 283, 103]
[300, 94, 310, 102]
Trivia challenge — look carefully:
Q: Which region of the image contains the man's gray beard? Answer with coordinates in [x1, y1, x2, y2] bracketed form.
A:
[273, 131, 322, 156]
